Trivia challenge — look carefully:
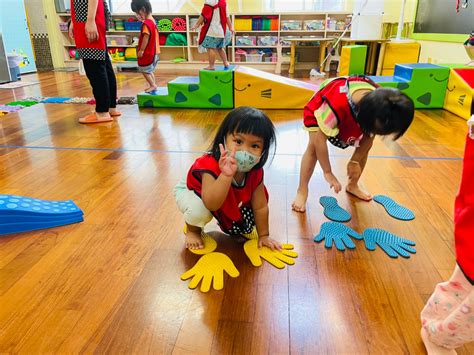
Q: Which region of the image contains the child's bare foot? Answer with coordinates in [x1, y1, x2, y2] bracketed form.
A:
[291, 189, 308, 213]
[185, 229, 204, 250]
[346, 183, 372, 201]
[420, 328, 457, 355]
[203, 66, 215, 71]
[145, 86, 157, 93]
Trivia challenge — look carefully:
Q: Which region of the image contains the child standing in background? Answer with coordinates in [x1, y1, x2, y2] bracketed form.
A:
[191, 0, 233, 70]
[291, 76, 414, 212]
[420, 120, 474, 354]
[131, 0, 160, 92]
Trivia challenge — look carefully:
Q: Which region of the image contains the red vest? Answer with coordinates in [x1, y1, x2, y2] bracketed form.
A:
[198, 0, 227, 45]
[138, 19, 157, 66]
[186, 154, 266, 234]
[304, 76, 378, 145]
[455, 135, 474, 284]
[71, 0, 107, 52]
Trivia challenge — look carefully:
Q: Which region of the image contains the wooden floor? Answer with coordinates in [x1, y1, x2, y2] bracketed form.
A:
[0, 70, 472, 354]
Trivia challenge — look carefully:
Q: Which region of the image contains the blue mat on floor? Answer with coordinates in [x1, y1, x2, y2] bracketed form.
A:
[373, 195, 415, 221]
[319, 196, 351, 222]
[41, 97, 71, 104]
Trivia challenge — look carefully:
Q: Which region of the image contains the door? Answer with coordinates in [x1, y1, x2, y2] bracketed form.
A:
[0, 0, 37, 73]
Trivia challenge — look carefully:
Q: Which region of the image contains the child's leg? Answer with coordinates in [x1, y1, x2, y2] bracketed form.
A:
[142, 73, 154, 90]
[346, 141, 373, 201]
[174, 187, 213, 249]
[216, 47, 229, 67]
[205, 48, 216, 69]
[421, 265, 474, 352]
[292, 131, 319, 213]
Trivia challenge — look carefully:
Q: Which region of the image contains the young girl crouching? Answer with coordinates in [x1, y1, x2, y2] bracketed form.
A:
[174, 107, 282, 251]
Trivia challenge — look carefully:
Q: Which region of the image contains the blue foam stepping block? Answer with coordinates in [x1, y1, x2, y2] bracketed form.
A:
[0, 212, 83, 223]
[41, 97, 71, 104]
[0, 216, 84, 236]
[0, 195, 82, 216]
[319, 196, 351, 222]
[362, 228, 416, 258]
[373, 195, 415, 221]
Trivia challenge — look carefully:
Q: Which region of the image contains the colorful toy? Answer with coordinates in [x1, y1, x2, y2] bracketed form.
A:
[68, 49, 77, 59]
[6, 100, 37, 107]
[172, 17, 186, 31]
[157, 19, 172, 31]
[444, 68, 474, 120]
[124, 47, 137, 61]
[165, 33, 187, 46]
[339, 45, 367, 76]
[379, 42, 420, 76]
[233, 66, 318, 109]
[373, 195, 415, 221]
[319, 196, 352, 222]
[138, 65, 234, 109]
[0, 195, 83, 236]
[370, 63, 450, 109]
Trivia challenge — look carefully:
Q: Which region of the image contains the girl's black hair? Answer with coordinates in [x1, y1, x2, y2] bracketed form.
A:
[131, 0, 152, 14]
[209, 106, 276, 170]
[357, 88, 415, 140]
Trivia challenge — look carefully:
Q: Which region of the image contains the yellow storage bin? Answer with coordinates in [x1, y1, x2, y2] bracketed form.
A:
[235, 17, 252, 31]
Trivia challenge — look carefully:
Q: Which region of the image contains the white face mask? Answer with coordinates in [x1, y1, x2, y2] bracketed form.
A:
[234, 150, 260, 172]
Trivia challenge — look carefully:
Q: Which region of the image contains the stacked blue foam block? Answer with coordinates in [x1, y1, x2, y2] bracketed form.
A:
[0, 195, 84, 236]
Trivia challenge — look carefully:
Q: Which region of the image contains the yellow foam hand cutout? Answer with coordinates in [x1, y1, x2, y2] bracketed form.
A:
[180, 252, 240, 292]
[243, 238, 298, 269]
[188, 233, 218, 255]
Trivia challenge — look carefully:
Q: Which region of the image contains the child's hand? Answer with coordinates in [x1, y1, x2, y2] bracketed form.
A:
[219, 144, 237, 177]
[137, 50, 144, 58]
[258, 236, 283, 251]
[324, 172, 342, 193]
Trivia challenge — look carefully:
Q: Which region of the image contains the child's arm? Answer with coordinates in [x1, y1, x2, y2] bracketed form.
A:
[251, 183, 282, 250]
[137, 33, 150, 58]
[201, 144, 237, 211]
[226, 16, 234, 33]
[191, 15, 204, 31]
[313, 129, 342, 193]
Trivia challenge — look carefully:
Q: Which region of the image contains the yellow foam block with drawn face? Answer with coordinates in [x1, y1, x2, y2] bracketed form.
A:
[234, 66, 318, 109]
[444, 68, 474, 121]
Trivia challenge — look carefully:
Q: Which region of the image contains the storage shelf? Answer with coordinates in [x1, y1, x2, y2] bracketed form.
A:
[235, 46, 278, 48]
[280, 30, 326, 33]
[235, 30, 279, 33]
[56, 11, 352, 69]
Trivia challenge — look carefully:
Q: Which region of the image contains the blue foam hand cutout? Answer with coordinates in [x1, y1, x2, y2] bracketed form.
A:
[314, 221, 363, 251]
[319, 196, 352, 222]
[0, 195, 82, 216]
[362, 228, 416, 258]
[373, 195, 415, 221]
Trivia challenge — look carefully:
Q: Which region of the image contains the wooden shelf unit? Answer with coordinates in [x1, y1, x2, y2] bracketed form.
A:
[56, 12, 351, 69]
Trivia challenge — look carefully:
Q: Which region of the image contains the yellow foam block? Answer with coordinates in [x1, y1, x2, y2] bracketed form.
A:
[234, 66, 318, 109]
[339, 47, 350, 77]
[444, 69, 474, 121]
